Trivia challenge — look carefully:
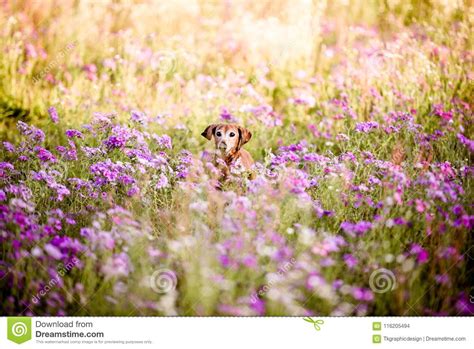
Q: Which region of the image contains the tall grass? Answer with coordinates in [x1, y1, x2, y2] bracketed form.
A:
[0, 0, 472, 316]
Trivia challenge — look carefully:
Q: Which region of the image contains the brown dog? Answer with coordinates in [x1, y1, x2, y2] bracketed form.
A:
[201, 123, 254, 178]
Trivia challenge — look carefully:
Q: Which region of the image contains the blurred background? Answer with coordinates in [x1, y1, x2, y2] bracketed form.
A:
[0, 0, 471, 144]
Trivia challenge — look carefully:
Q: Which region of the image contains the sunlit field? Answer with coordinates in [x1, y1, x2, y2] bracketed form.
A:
[0, 0, 473, 316]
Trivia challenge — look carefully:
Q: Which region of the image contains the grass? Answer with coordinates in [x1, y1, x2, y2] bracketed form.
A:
[0, 0, 473, 316]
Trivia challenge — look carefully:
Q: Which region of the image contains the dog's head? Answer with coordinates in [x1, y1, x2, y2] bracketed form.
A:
[201, 123, 252, 155]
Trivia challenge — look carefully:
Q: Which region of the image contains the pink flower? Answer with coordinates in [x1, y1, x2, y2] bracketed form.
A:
[410, 244, 429, 263]
[242, 255, 257, 268]
[415, 199, 426, 212]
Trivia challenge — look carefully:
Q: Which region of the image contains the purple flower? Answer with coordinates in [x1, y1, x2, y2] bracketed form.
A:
[220, 107, 237, 122]
[343, 254, 358, 269]
[48, 106, 59, 123]
[36, 147, 57, 163]
[284, 169, 310, 194]
[17, 121, 45, 143]
[103, 126, 133, 150]
[435, 274, 449, 284]
[410, 244, 429, 263]
[44, 243, 62, 260]
[393, 217, 407, 225]
[457, 133, 474, 153]
[56, 145, 66, 153]
[127, 185, 139, 197]
[352, 287, 374, 302]
[332, 279, 344, 290]
[432, 103, 453, 121]
[455, 293, 474, 315]
[101, 253, 131, 279]
[340, 221, 372, 237]
[355, 121, 379, 133]
[155, 173, 169, 189]
[219, 254, 231, 268]
[155, 134, 172, 150]
[65, 129, 83, 139]
[3, 142, 15, 152]
[104, 135, 127, 150]
[250, 296, 265, 315]
[130, 110, 148, 125]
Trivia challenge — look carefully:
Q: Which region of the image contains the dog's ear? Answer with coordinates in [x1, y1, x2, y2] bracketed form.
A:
[237, 126, 252, 149]
[201, 124, 219, 140]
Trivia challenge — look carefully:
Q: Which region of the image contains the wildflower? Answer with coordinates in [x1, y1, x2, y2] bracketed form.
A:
[352, 287, 374, 302]
[336, 133, 350, 141]
[457, 133, 474, 153]
[3, 142, 15, 152]
[249, 297, 265, 315]
[154, 134, 172, 149]
[44, 243, 63, 260]
[130, 110, 147, 125]
[155, 173, 169, 189]
[17, 121, 45, 143]
[410, 244, 429, 263]
[36, 147, 57, 163]
[242, 255, 257, 268]
[355, 121, 379, 133]
[101, 253, 131, 279]
[432, 104, 453, 121]
[48, 106, 59, 123]
[220, 107, 236, 122]
[343, 254, 358, 269]
[340, 221, 372, 237]
[65, 129, 83, 139]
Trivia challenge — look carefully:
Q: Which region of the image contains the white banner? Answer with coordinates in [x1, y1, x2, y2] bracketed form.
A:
[0, 317, 473, 348]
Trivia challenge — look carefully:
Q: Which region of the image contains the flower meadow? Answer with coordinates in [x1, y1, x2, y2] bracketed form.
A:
[0, 1, 473, 316]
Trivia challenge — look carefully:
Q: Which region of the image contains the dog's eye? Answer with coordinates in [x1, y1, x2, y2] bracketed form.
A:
[229, 132, 235, 137]
[216, 132, 222, 137]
